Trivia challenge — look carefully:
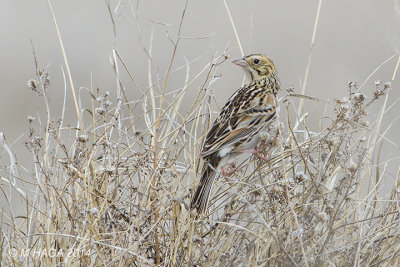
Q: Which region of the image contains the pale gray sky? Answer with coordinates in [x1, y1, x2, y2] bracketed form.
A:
[1, 0, 399, 169]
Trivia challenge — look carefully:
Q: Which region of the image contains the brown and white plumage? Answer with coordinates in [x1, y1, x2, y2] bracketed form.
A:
[190, 54, 281, 214]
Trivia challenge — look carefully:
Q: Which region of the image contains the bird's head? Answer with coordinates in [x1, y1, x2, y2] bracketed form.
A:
[232, 54, 276, 81]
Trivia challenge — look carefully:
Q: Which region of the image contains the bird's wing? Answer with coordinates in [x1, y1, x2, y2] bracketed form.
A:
[200, 92, 277, 157]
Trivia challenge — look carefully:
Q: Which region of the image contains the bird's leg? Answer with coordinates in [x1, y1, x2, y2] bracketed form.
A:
[252, 146, 270, 161]
[220, 162, 236, 186]
[221, 162, 236, 177]
[242, 144, 270, 161]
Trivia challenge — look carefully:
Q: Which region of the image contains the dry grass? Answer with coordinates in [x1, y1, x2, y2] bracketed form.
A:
[1, 1, 400, 266]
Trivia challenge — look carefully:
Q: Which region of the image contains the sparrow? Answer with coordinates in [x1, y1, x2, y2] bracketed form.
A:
[190, 54, 281, 214]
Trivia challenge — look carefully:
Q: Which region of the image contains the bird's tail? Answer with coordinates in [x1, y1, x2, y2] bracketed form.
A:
[190, 155, 221, 214]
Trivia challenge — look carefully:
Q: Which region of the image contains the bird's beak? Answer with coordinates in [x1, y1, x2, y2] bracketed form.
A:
[232, 58, 249, 67]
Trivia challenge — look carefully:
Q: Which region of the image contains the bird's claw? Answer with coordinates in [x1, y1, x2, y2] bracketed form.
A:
[221, 162, 236, 177]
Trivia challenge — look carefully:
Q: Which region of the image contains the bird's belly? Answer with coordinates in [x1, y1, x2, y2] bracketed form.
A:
[218, 145, 234, 157]
[243, 134, 261, 149]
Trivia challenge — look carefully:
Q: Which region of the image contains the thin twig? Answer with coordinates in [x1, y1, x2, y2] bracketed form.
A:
[298, 0, 323, 117]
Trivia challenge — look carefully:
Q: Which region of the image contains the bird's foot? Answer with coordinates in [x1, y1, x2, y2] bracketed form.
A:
[252, 150, 270, 161]
[221, 162, 236, 177]
[243, 146, 270, 161]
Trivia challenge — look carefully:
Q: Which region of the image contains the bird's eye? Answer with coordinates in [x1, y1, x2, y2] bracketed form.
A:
[253, 58, 260, 65]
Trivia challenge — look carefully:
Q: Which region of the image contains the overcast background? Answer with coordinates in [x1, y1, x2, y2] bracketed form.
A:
[1, 0, 399, 179]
